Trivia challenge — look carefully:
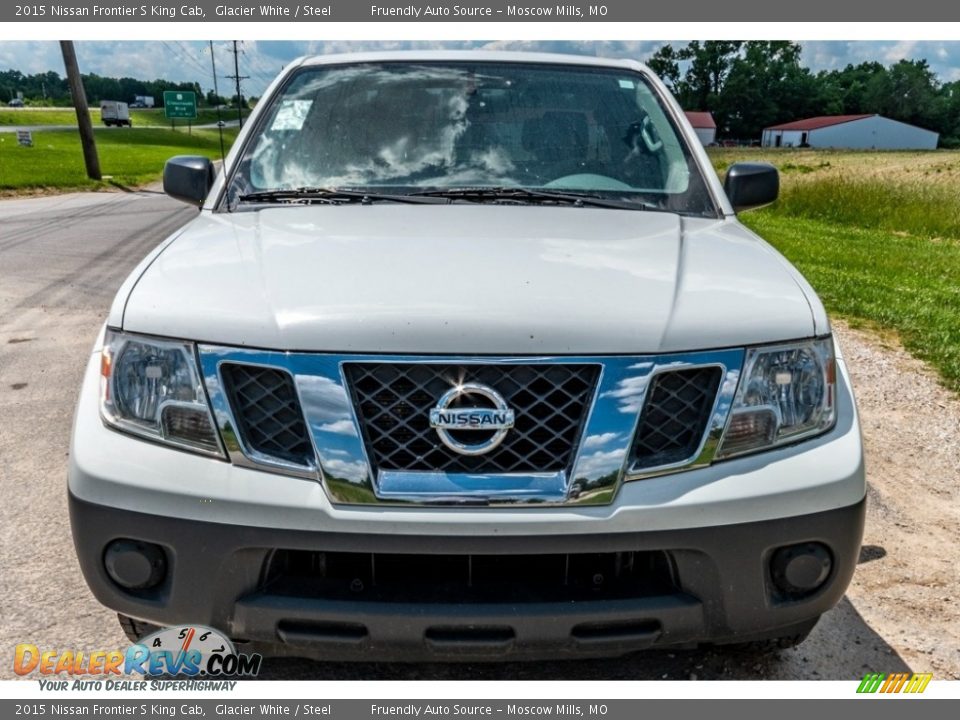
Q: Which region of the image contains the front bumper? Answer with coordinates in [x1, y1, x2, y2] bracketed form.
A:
[69, 337, 866, 660]
[70, 492, 865, 661]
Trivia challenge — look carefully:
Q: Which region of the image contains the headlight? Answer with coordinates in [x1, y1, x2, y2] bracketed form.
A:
[100, 329, 223, 457]
[716, 337, 836, 459]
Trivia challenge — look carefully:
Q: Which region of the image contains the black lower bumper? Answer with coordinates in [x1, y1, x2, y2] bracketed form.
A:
[69, 492, 865, 661]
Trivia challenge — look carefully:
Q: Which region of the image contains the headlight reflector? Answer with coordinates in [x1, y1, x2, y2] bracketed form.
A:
[717, 337, 836, 458]
[100, 330, 223, 456]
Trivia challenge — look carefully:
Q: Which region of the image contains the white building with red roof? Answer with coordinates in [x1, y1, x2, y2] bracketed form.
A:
[761, 114, 938, 150]
[684, 111, 716, 146]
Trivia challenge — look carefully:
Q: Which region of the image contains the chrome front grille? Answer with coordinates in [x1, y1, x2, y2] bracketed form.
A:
[199, 345, 744, 506]
[343, 363, 600, 475]
[630, 366, 723, 470]
[220, 363, 314, 467]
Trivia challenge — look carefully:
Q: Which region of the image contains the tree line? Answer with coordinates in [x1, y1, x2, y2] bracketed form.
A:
[0, 69, 235, 108]
[5, 43, 959, 144]
[647, 41, 960, 146]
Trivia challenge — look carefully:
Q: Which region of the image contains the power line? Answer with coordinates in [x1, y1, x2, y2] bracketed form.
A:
[176, 40, 206, 72]
[160, 41, 209, 80]
[240, 47, 280, 89]
[175, 41, 215, 80]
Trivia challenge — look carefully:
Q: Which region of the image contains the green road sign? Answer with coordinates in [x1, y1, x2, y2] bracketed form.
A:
[163, 91, 197, 119]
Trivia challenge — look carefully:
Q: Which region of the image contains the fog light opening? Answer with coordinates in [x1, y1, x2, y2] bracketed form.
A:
[770, 542, 832, 598]
[104, 539, 167, 591]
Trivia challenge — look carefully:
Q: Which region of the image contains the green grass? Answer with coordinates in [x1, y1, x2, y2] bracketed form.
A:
[0, 107, 249, 127]
[0, 127, 237, 191]
[742, 213, 960, 391]
[0, 108, 81, 125]
[771, 177, 960, 238]
[711, 148, 960, 392]
[130, 108, 249, 127]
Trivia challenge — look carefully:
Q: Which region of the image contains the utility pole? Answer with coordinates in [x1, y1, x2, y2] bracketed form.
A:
[59, 40, 101, 181]
[225, 41, 249, 129]
[209, 40, 226, 163]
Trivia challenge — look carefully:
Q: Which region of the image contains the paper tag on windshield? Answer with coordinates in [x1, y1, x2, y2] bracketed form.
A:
[271, 100, 312, 130]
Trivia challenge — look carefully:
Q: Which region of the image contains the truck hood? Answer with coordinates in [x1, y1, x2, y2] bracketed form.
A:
[120, 204, 818, 354]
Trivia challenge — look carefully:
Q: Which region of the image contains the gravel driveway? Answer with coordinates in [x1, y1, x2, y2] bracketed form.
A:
[829, 321, 960, 679]
[0, 189, 957, 680]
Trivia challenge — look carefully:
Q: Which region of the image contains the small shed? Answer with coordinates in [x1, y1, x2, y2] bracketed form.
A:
[761, 114, 938, 150]
[684, 111, 716, 146]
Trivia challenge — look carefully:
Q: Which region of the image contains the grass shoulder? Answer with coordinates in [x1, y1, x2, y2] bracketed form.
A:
[0, 127, 237, 192]
[742, 211, 960, 394]
[0, 107, 249, 127]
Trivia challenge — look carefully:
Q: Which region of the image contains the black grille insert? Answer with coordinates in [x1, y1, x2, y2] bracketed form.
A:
[343, 363, 600, 474]
[263, 549, 677, 604]
[221, 363, 314, 467]
[630, 366, 723, 470]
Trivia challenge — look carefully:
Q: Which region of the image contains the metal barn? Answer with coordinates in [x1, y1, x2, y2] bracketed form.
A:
[684, 111, 717, 146]
[761, 114, 938, 150]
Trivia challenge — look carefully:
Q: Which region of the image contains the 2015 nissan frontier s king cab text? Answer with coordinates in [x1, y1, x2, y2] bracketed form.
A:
[69, 51, 866, 662]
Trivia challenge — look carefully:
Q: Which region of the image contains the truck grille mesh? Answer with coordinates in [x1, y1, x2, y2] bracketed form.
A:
[630, 366, 723, 470]
[343, 363, 600, 474]
[221, 364, 314, 467]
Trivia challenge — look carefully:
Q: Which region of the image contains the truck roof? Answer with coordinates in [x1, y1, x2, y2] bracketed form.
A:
[297, 50, 650, 73]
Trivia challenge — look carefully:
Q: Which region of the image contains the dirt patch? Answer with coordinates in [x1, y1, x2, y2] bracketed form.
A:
[833, 319, 960, 679]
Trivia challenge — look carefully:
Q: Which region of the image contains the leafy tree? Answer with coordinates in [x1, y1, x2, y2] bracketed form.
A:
[718, 42, 822, 139]
[646, 44, 683, 92]
[676, 41, 742, 113]
[205, 90, 228, 107]
[820, 62, 887, 114]
[885, 59, 941, 127]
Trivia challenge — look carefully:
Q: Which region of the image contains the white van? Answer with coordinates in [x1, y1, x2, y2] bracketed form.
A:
[101, 100, 131, 127]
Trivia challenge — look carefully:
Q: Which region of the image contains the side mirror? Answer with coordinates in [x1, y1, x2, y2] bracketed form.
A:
[724, 162, 779, 212]
[163, 155, 214, 207]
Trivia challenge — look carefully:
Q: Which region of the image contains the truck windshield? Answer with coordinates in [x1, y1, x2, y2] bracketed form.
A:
[224, 61, 719, 216]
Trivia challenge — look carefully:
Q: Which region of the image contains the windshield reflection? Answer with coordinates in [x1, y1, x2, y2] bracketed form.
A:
[227, 61, 717, 216]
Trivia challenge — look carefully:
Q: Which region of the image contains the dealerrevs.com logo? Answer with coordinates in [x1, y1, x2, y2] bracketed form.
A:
[14, 625, 262, 681]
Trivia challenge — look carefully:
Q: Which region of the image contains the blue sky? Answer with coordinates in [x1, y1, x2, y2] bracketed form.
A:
[1, 40, 959, 97]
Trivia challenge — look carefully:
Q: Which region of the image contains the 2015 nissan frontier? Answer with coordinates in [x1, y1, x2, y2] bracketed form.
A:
[69, 51, 865, 661]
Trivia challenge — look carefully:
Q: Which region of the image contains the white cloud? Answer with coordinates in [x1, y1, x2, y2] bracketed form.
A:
[582, 432, 620, 449]
[574, 448, 626, 478]
[316, 419, 358, 436]
[601, 374, 650, 414]
[883, 41, 918, 64]
[321, 457, 369, 483]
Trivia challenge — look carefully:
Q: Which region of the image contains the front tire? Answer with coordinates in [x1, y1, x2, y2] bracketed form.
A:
[717, 617, 818, 655]
[117, 613, 160, 643]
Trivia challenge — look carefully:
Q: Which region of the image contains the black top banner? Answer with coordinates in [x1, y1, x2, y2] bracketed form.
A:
[5, 0, 958, 22]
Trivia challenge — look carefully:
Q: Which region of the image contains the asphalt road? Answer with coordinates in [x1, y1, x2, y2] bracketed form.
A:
[0, 189, 918, 681]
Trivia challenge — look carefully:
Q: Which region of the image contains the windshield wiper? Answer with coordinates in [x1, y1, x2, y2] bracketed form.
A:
[237, 187, 447, 205]
[408, 186, 655, 210]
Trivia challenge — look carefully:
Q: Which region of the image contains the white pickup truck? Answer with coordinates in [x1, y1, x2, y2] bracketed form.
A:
[69, 51, 865, 662]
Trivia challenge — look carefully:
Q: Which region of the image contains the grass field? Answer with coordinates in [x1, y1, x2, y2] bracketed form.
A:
[0, 127, 238, 191]
[0, 107, 249, 127]
[710, 148, 960, 393]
